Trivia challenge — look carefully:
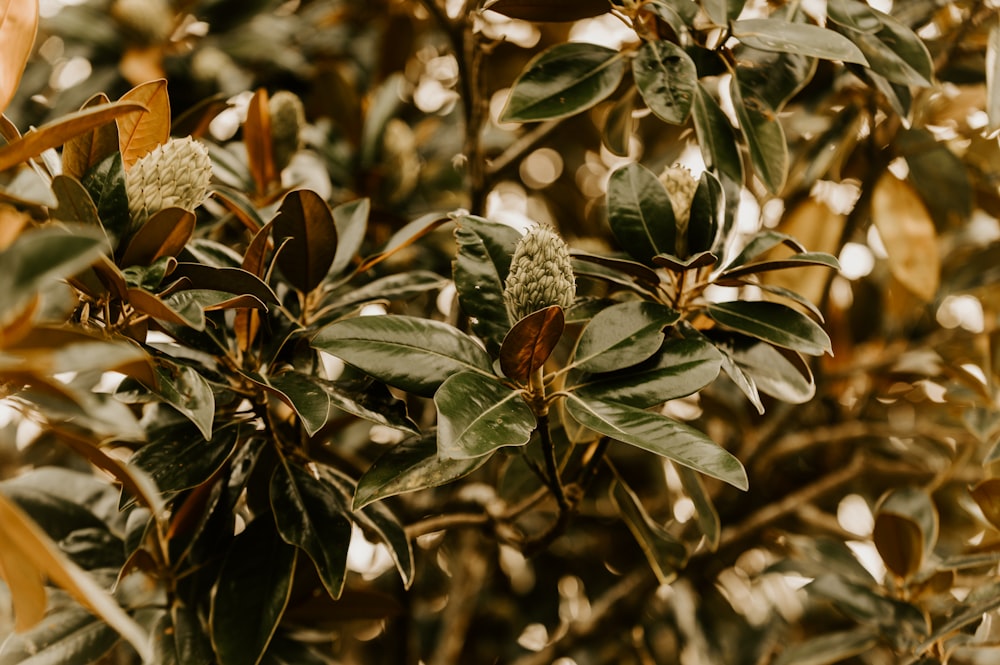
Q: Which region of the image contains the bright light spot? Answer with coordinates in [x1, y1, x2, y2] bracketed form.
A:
[867, 225, 888, 259]
[968, 110, 989, 130]
[837, 494, 874, 537]
[360, 303, 388, 316]
[869, 0, 892, 13]
[517, 623, 549, 651]
[674, 497, 695, 523]
[414, 78, 459, 114]
[569, 14, 638, 50]
[346, 524, 395, 578]
[887, 156, 909, 179]
[662, 395, 702, 421]
[812, 180, 861, 215]
[838, 242, 874, 280]
[369, 424, 405, 445]
[846, 540, 886, 583]
[558, 575, 591, 621]
[40, 0, 87, 18]
[829, 276, 853, 309]
[520, 148, 564, 189]
[53, 371, 77, 385]
[782, 573, 813, 590]
[94, 371, 126, 393]
[936, 295, 984, 333]
[761, 198, 784, 228]
[39, 37, 64, 63]
[51, 56, 92, 91]
[478, 12, 540, 48]
[961, 362, 988, 386]
[553, 659, 579, 665]
[737, 188, 761, 233]
[486, 181, 535, 231]
[500, 545, 535, 594]
[703, 284, 740, 303]
[437, 281, 457, 317]
[490, 88, 518, 129]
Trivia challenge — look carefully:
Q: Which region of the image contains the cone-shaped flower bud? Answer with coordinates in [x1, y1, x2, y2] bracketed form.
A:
[268, 91, 305, 173]
[659, 165, 697, 256]
[503, 224, 576, 322]
[126, 137, 212, 228]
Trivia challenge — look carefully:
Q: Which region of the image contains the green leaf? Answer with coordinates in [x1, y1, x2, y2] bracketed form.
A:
[573, 301, 679, 373]
[51, 174, 103, 228]
[0, 225, 105, 319]
[129, 423, 240, 499]
[723, 230, 805, 270]
[602, 88, 635, 157]
[82, 152, 131, 245]
[500, 305, 565, 384]
[151, 605, 214, 665]
[632, 40, 697, 125]
[730, 78, 787, 194]
[687, 171, 724, 256]
[0, 607, 119, 665]
[325, 271, 448, 312]
[734, 43, 816, 113]
[266, 371, 332, 437]
[611, 478, 687, 584]
[435, 371, 536, 459]
[272, 189, 338, 293]
[675, 464, 720, 550]
[452, 215, 520, 350]
[151, 361, 216, 440]
[330, 197, 369, 277]
[692, 84, 743, 187]
[564, 394, 748, 490]
[731, 341, 814, 403]
[732, 19, 868, 65]
[211, 516, 297, 665]
[354, 433, 489, 509]
[312, 315, 493, 397]
[270, 463, 352, 599]
[830, 5, 933, 87]
[706, 301, 831, 356]
[572, 336, 722, 408]
[772, 627, 879, 665]
[499, 42, 626, 122]
[807, 574, 928, 640]
[719, 251, 840, 280]
[318, 375, 417, 434]
[607, 161, 676, 266]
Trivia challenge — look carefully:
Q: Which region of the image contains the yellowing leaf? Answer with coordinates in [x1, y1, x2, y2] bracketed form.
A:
[0, 0, 39, 115]
[117, 79, 171, 169]
[768, 197, 846, 305]
[62, 93, 119, 179]
[244, 88, 278, 196]
[871, 172, 939, 302]
[0, 492, 152, 658]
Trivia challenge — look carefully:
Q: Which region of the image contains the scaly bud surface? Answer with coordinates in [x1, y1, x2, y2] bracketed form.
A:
[503, 224, 576, 322]
[126, 137, 213, 228]
[268, 91, 305, 172]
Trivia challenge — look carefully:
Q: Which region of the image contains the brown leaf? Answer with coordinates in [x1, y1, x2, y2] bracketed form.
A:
[117, 79, 171, 169]
[873, 512, 923, 581]
[871, 172, 940, 302]
[768, 197, 846, 305]
[0, 0, 39, 115]
[272, 189, 338, 293]
[235, 221, 273, 351]
[483, 0, 610, 22]
[499, 305, 565, 384]
[0, 525, 47, 632]
[971, 478, 1000, 532]
[62, 93, 120, 179]
[244, 88, 278, 196]
[0, 101, 147, 173]
[119, 207, 196, 267]
[0, 200, 29, 249]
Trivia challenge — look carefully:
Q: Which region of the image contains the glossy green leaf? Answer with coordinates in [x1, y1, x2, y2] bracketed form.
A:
[706, 301, 831, 356]
[571, 252, 661, 291]
[735, 45, 815, 114]
[435, 371, 536, 459]
[452, 215, 520, 350]
[772, 627, 879, 665]
[151, 361, 216, 440]
[607, 161, 675, 265]
[82, 151, 131, 245]
[354, 433, 488, 509]
[564, 394, 748, 490]
[312, 315, 493, 397]
[499, 42, 626, 122]
[0, 607, 119, 665]
[151, 605, 214, 665]
[676, 464, 720, 550]
[572, 336, 722, 408]
[330, 197, 369, 277]
[807, 574, 928, 638]
[266, 371, 331, 436]
[701, 0, 743, 25]
[831, 5, 933, 87]
[129, 423, 240, 499]
[723, 231, 805, 270]
[318, 375, 417, 434]
[272, 189, 338, 293]
[51, 174, 103, 228]
[731, 341, 814, 403]
[211, 516, 297, 665]
[325, 271, 448, 313]
[732, 19, 867, 65]
[483, 0, 610, 22]
[270, 463, 352, 599]
[0, 225, 105, 318]
[632, 40, 697, 125]
[687, 171, 724, 256]
[602, 88, 635, 157]
[573, 301, 679, 373]
[693, 87, 743, 196]
[611, 478, 687, 584]
[730, 78, 787, 194]
[500, 305, 564, 384]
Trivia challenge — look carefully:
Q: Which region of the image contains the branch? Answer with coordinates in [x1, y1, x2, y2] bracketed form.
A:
[427, 530, 493, 665]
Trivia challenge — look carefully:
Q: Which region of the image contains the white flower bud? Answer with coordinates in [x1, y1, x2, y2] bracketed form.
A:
[126, 137, 212, 228]
[503, 224, 576, 322]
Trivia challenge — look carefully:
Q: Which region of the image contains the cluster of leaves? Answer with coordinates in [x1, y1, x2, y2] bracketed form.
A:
[3, 0, 1000, 664]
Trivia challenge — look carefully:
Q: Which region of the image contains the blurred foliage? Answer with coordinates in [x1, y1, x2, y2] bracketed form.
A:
[3, 0, 1000, 664]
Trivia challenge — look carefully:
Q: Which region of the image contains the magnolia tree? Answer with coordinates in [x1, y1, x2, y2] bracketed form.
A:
[2, 0, 1000, 663]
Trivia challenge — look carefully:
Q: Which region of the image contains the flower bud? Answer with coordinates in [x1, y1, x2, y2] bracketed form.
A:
[659, 165, 697, 256]
[268, 91, 305, 172]
[503, 224, 576, 321]
[126, 137, 212, 228]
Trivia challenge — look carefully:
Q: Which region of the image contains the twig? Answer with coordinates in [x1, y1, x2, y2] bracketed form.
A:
[487, 119, 562, 177]
[405, 512, 489, 539]
[428, 530, 493, 665]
